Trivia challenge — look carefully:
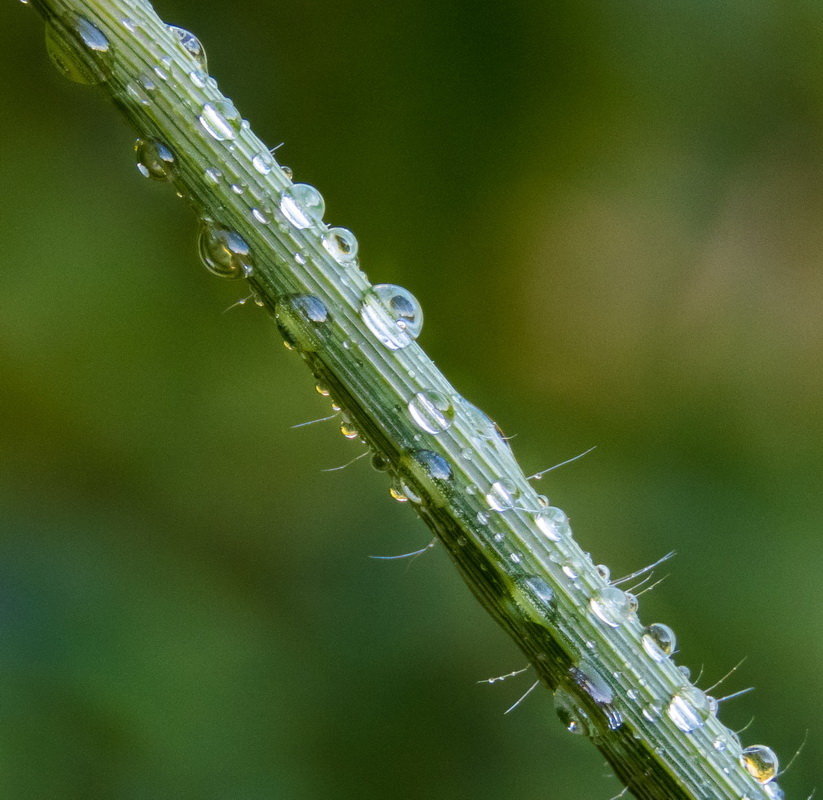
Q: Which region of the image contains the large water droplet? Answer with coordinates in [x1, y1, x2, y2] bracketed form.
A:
[534, 506, 571, 540]
[279, 184, 326, 229]
[199, 100, 242, 141]
[46, 15, 111, 85]
[740, 745, 778, 784]
[134, 138, 175, 181]
[412, 449, 452, 482]
[589, 586, 635, 628]
[641, 623, 677, 661]
[667, 686, 712, 732]
[360, 284, 423, 350]
[197, 221, 253, 278]
[322, 227, 359, 265]
[169, 26, 207, 71]
[407, 391, 455, 434]
[553, 687, 591, 736]
[251, 151, 274, 174]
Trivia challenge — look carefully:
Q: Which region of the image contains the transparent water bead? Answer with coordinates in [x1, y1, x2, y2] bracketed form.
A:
[279, 184, 326, 229]
[485, 479, 520, 511]
[589, 586, 635, 628]
[340, 420, 359, 439]
[360, 284, 423, 350]
[46, 14, 112, 85]
[249, 152, 272, 175]
[740, 745, 778, 784]
[641, 623, 677, 661]
[412, 449, 452, 482]
[764, 783, 785, 800]
[407, 391, 455, 434]
[134, 138, 175, 181]
[534, 506, 570, 540]
[553, 687, 591, 736]
[169, 26, 207, 71]
[197, 221, 253, 279]
[199, 100, 242, 141]
[322, 227, 359, 265]
[666, 685, 712, 733]
[570, 662, 621, 730]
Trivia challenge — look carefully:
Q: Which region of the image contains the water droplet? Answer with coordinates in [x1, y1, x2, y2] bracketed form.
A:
[197, 221, 253, 279]
[46, 14, 112, 85]
[763, 782, 785, 800]
[189, 69, 207, 88]
[322, 227, 359, 265]
[251, 207, 270, 224]
[509, 552, 522, 564]
[340, 420, 359, 439]
[534, 506, 571, 540]
[412, 449, 452, 481]
[595, 564, 611, 582]
[360, 284, 424, 350]
[315, 383, 330, 397]
[589, 586, 635, 628]
[169, 26, 207, 71]
[281, 294, 329, 324]
[485, 478, 520, 511]
[519, 575, 556, 613]
[678, 665, 692, 681]
[570, 661, 622, 729]
[125, 81, 150, 105]
[204, 167, 222, 185]
[134, 138, 175, 180]
[667, 686, 712, 732]
[553, 687, 591, 736]
[389, 483, 408, 503]
[281, 165, 294, 180]
[642, 703, 661, 722]
[407, 391, 455, 434]
[279, 183, 325, 229]
[641, 623, 677, 661]
[199, 100, 242, 141]
[252, 151, 274, 174]
[371, 453, 390, 472]
[740, 745, 778, 784]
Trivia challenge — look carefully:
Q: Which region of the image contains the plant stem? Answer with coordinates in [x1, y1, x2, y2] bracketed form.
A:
[25, 1, 780, 797]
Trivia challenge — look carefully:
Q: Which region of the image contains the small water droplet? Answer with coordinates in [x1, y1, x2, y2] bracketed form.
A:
[412, 449, 452, 481]
[534, 506, 570, 540]
[360, 284, 424, 350]
[554, 687, 591, 735]
[678, 665, 692, 681]
[519, 575, 556, 613]
[667, 686, 712, 732]
[389, 483, 408, 503]
[251, 207, 270, 224]
[134, 138, 175, 180]
[641, 623, 677, 661]
[371, 453, 390, 472]
[280, 164, 294, 180]
[279, 183, 326, 229]
[204, 167, 222, 185]
[485, 478, 520, 511]
[407, 391, 455, 434]
[199, 100, 242, 141]
[322, 227, 359, 265]
[589, 586, 635, 627]
[125, 81, 150, 105]
[189, 69, 207, 88]
[315, 383, 330, 397]
[570, 661, 621, 730]
[281, 294, 329, 324]
[197, 221, 253, 279]
[642, 703, 661, 722]
[46, 14, 112, 85]
[740, 745, 778, 784]
[476, 511, 488, 525]
[595, 564, 611, 582]
[169, 26, 207, 71]
[340, 420, 359, 439]
[231, 183, 246, 195]
[252, 151, 274, 174]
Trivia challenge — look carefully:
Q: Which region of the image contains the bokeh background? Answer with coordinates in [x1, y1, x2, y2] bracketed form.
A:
[2, 1, 822, 797]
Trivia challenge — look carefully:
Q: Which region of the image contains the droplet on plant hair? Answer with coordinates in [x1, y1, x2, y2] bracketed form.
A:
[360, 284, 423, 350]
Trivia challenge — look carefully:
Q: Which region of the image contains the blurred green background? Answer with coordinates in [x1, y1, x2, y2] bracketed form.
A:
[2, 1, 821, 797]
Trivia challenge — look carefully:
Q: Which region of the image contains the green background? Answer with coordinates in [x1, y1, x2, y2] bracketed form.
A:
[1, 1, 821, 797]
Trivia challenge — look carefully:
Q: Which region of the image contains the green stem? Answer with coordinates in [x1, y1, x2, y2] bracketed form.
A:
[26, 1, 780, 798]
